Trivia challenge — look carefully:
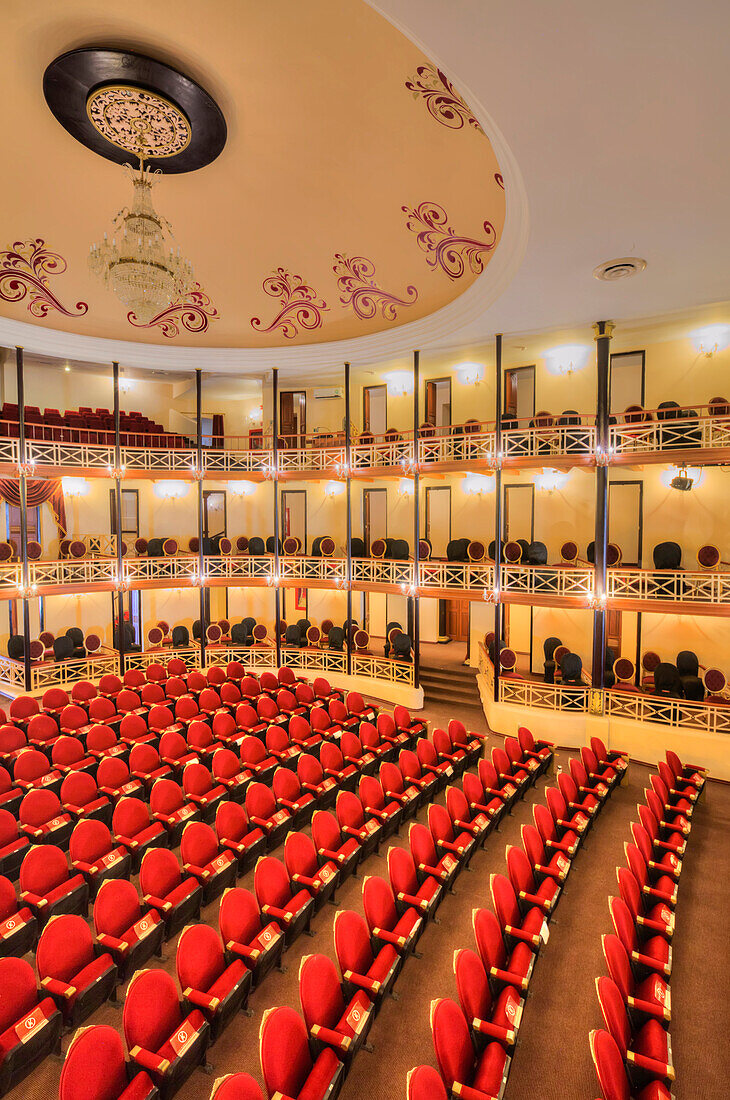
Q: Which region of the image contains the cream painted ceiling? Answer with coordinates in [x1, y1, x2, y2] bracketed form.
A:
[0, 0, 505, 348]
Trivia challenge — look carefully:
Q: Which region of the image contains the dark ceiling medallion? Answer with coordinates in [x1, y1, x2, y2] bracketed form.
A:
[43, 47, 226, 173]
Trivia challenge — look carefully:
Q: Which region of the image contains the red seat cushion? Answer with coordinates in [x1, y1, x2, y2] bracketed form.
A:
[472, 1041, 509, 1095]
[297, 1047, 341, 1100]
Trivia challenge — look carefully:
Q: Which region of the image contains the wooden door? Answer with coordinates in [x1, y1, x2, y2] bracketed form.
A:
[445, 598, 469, 641]
[280, 391, 306, 446]
[607, 609, 622, 654]
[363, 488, 386, 554]
[425, 381, 437, 425]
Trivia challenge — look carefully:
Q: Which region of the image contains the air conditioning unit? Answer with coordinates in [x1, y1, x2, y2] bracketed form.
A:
[313, 387, 343, 400]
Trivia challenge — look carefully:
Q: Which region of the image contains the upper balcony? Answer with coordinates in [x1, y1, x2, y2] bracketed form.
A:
[3, 400, 729, 480]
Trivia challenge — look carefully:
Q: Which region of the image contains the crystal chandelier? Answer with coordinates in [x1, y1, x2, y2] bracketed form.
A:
[89, 161, 195, 322]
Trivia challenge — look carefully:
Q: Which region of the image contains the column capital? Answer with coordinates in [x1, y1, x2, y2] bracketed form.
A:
[593, 321, 615, 340]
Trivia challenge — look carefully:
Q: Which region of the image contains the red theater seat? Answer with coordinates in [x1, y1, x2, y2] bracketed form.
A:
[259, 1005, 344, 1100]
[61, 771, 112, 826]
[448, 719, 483, 766]
[273, 767, 315, 830]
[359, 775, 402, 838]
[454, 946, 523, 1049]
[212, 748, 250, 801]
[176, 923, 251, 1042]
[320, 742, 357, 790]
[209, 1073, 263, 1100]
[359, 722, 393, 765]
[609, 896, 672, 980]
[407, 1065, 448, 1100]
[97, 757, 143, 803]
[0, 956, 62, 1095]
[245, 782, 291, 849]
[431, 996, 511, 1100]
[507, 843, 561, 918]
[479, 758, 519, 812]
[123, 968, 210, 1100]
[19, 843, 88, 925]
[14, 748, 62, 796]
[0, 809, 30, 880]
[376, 712, 409, 752]
[602, 934, 671, 1029]
[240, 737, 276, 786]
[158, 731, 198, 778]
[180, 821, 236, 905]
[140, 848, 201, 940]
[215, 802, 266, 874]
[69, 818, 131, 896]
[130, 744, 173, 794]
[340, 731, 376, 776]
[19, 788, 73, 848]
[472, 907, 535, 994]
[36, 913, 116, 1025]
[299, 952, 375, 1072]
[289, 715, 322, 754]
[284, 831, 338, 912]
[446, 784, 494, 845]
[112, 797, 168, 872]
[408, 821, 459, 892]
[0, 873, 36, 959]
[533, 802, 579, 861]
[182, 762, 226, 823]
[521, 822, 571, 889]
[432, 727, 468, 776]
[59, 1024, 158, 1100]
[93, 879, 164, 981]
[52, 736, 96, 777]
[149, 779, 200, 846]
[334, 908, 398, 1010]
[254, 855, 314, 945]
[492, 746, 530, 798]
[379, 761, 420, 820]
[387, 845, 443, 921]
[427, 803, 476, 868]
[517, 725, 554, 772]
[589, 1027, 672, 1100]
[416, 739, 452, 791]
[298, 753, 338, 809]
[398, 749, 438, 805]
[87, 725, 126, 762]
[336, 790, 381, 860]
[596, 975, 674, 1092]
[490, 873, 547, 955]
[363, 872, 423, 957]
[218, 887, 284, 988]
[311, 809, 361, 882]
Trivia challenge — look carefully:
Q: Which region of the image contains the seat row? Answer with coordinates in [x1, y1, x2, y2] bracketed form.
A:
[408, 732, 630, 1099]
[589, 750, 705, 1100]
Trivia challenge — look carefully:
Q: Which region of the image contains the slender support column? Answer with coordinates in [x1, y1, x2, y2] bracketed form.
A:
[344, 362, 353, 677]
[112, 362, 126, 675]
[196, 369, 206, 668]
[272, 369, 281, 669]
[413, 350, 420, 689]
[592, 321, 614, 689]
[493, 335, 503, 702]
[16, 348, 31, 692]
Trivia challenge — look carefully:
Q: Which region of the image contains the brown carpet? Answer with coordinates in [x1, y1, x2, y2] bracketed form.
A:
[7, 706, 728, 1100]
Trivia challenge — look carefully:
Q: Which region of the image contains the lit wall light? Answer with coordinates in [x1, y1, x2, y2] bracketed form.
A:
[324, 481, 345, 497]
[535, 468, 570, 492]
[543, 344, 590, 376]
[153, 481, 189, 500]
[660, 465, 705, 491]
[398, 478, 414, 496]
[691, 324, 730, 357]
[228, 480, 256, 496]
[248, 404, 264, 422]
[456, 361, 485, 386]
[462, 472, 495, 495]
[61, 477, 90, 497]
[383, 371, 413, 397]
[119, 378, 134, 393]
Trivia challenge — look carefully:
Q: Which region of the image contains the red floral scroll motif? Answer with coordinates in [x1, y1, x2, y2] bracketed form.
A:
[495, 172, 505, 190]
[0, 238, 88, 318]
[127, 283, 219, 338]
[333, 254, 418, 321]
[402, 201, 497, 281]
[405, 64, 484, 135]
[251, 268, 328, 339]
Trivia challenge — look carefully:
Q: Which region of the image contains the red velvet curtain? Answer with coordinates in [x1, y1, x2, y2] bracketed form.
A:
[0, 478, 67, 537]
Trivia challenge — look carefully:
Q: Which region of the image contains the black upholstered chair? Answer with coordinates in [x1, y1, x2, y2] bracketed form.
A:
[266, 536, 282, 554]
[656, 401, 701, 448]
[560, 651, 583, 684]
[285, 624, 303, 648]
[172, 625, 190, 647]
[543, 637, 561, 684]
[384, 622, 402, 658]
[446, 538, 470, 562]
[488, 540, 505, 562]
[296, 619, 311, 641]
[528, 541, 548, 565]
[146, 538, 165, 557]
[53, 635, 75, 662]
[653, 662, 683, 697]
[7, 634, 25, 660]
[677, 650, 703, 700]
[65, 627, 86, 659]
[604, 646, 616, 689]
[248, 537, 265, 555]
[350, 536, 365, 557]
[230, 622, 251, 647]
[653, 541, 682, 570]
[328, 626, 345, 652]
[516, 539, 531, 563]
[393, 633, 412, 662]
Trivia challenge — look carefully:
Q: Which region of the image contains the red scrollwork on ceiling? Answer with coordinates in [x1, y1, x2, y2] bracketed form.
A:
[333, 254, 418, 321]
[405, 64, 484, 135]
[402, 201, 498, 280]
[251, 269, 329, 339]
[127, 283, 219, 338]
[0, 238, 88, 318]
[494, 172, 505, 190]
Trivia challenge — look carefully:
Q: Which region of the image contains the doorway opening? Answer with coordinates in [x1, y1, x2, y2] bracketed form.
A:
[425, 378, 452, 429]
[280, 391, 307, 447]
[609, 479, 643, 567]
[504, 366, 535, 421]
[610, 351, 645, 415]
[281, 490, 308, 620]
[203, 489, 228, 622]
[363, 385, 387, 436]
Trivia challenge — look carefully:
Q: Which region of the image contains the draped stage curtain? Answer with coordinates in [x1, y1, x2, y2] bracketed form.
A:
[0, 478, 67, 537]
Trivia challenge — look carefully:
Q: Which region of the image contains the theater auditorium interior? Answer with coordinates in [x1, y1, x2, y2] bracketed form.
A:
[0, 2, 727, 1099]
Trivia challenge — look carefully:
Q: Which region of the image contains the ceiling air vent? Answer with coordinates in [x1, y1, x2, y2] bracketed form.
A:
[593, 257, 647, 282]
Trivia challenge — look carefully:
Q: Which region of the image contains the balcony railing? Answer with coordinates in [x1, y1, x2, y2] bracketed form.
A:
[278, 556, 347, 585]
[418, 423, 495, 466]
[501, 416, 596, 462]
[609, 404, 730, 457]
[604, 687, 730, 735]
[500, 564, 594, 600]
[352, 558, 414, 589]
[607, 568, 730, 605]
[31, 558, 117, 590]
[418, 560, 494, 593]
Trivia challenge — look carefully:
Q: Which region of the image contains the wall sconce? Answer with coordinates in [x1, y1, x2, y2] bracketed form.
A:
[61, 477, 90, 497]
[228, 480, 256, 496]
[462, 473, 495, 495]
[397, 478, 414, 496]
[383, 371, 413, 397]
[660, 465, 705, 491]
[119, 378, 134, 393]
[324, 481, 345, 498]
[691, 324, 730, 357]
[456, 361, 485, 386]
[248, 404, 264, 422]
[535, 468, 570, 493]
[543, 344, 590, 376]
[153, 481, 189, 500]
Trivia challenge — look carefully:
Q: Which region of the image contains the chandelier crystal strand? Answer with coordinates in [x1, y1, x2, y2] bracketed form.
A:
[89, 162, 195, 322]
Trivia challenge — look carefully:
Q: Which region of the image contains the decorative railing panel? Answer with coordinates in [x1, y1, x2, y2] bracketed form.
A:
[350, 439, 415, 471]
[353, 653, 414, 684]
[419, 560, 494, 593]
[418, 430, 496, 465]
[605, 689, 730, 735]
[0, 563, 21, 593]
[352, 559, 415, 588]
[500, 565, 594, 600]
[28, 440, 115, 470]
[278, 556, 347, 585]
[607, 568, 730, 605]
[204, 448, 273, 475]
[281, 648, 347, 675]
[30, 654, 118, 690]
[123, 447, 197, 473]
[277, 446, 345, 474]
[609, 413, 730, 456]
[0, 654, 27, 689]
[501, 423, 596, 461]
[499, 675, 590, 712]
[31, 558, 117, 589]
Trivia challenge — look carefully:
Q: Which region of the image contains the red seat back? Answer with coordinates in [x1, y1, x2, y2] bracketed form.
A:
[219, 887, 263, 946]
[123, 969, 182, 1055]
[260, 1006, 313, 1099]
[431, 998, 473, 1092]
[37, 913, 93, 981]
[59, 1024, 130, 1100]
[284, 832, 317, 879]
[363, 873, 398, 934]
[176, 923, 225, 994]
[254, 856, 292, 910]
[298, 953, 344, 1032]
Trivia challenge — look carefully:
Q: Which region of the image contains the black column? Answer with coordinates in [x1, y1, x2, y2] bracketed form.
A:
[413, 350, 420, 689]
[196, 369, 206, 668]
[493, 334, 503, 702]
[592, 321, 613, 689]
[344, 362, 353, 676]
[112, 362, 126, 675]
[272, 369, 281, 669]
[16, 348, 31, 692]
